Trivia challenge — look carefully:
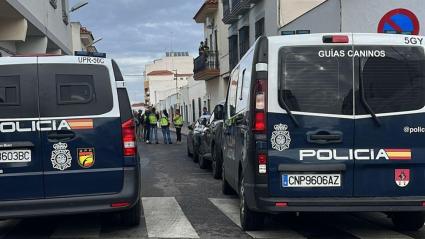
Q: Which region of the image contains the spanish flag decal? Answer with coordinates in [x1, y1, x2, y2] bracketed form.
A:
[67, 119, 94, 130]
[385, 149, 412, 160]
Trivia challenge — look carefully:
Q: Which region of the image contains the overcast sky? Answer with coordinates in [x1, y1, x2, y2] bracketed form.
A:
[70, 0, 204, 103]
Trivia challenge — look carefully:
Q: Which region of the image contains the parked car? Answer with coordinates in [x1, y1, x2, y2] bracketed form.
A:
[199, 103, 226, 178]
[222, 33, 425, 231]
[187, 115, 210, 163]
[0, 52, 141, 226]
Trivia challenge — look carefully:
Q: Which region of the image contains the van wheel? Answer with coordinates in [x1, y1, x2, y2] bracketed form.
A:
[391, 212, 425, 231]
[240, 175, 264, 231]
[222, 163, 234, 195]
[120, 200, 141, 227]
[212, 145, 222, 179]
[199, 154, 209, 169]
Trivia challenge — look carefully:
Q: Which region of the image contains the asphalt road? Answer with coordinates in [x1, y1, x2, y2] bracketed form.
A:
[1, 133, 425, 239]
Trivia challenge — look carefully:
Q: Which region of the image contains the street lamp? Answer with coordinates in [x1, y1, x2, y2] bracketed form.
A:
[70, 0, 89, 13]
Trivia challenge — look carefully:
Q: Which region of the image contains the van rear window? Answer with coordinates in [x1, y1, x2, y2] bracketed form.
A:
[39, 64, 113, 117]
[0, 64, 38, 119]
[358, 46, 425, 114]
[279, 46, 354, 115]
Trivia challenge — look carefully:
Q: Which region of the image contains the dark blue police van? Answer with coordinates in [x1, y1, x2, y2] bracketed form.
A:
[222, 33, 425, 231]
[0, 53, 141, 226]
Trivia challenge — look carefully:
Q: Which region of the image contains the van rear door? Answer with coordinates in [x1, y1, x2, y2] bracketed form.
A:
[37, 58, 124, 197]
[0, 58, 44, 200]
[268, 35, 355, 197]
[353, 34, 425, 197]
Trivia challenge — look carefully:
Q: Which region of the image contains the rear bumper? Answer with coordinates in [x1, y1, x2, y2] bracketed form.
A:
[0, 167, 140, 219]
[246, 184, 425, 213]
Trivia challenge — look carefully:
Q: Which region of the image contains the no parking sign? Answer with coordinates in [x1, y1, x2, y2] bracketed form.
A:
[377, 8, 420, 35]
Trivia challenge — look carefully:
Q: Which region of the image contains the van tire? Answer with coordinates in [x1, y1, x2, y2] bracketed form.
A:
[120, 200, 141, 227]
[391, 212, 425, 231]
[240, 175, 264, 231]
[212, 144, 222, 179]
[222, 163, 234, 195]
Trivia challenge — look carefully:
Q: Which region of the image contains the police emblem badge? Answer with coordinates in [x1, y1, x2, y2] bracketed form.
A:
[51, 142, 72, 171]
[271, 124, 291, 151]
[78, 148, 95, 169]
[395, 169, 410, 187]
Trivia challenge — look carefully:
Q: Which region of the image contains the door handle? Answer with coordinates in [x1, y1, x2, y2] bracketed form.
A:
[307, 130, 343, 144]
[48, 131, 76, 142]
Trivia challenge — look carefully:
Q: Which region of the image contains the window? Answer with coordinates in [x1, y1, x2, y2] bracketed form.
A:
[198, 98, 202, 117]
[192, 99, 195, 122]
[57, 75, 94, 104]
[239, 26, 250, 58]
[279, 46, 354, 115]
[0, 65, 38, 118]
[358, 46, 425, 114]
[255, 18, 265, 39]
[39, 64, 113, 117]
[229, 35, 239, 70]
[227, 67, 240, 117]
[236, 50, 254, 113]
[0, 76, 19, 105]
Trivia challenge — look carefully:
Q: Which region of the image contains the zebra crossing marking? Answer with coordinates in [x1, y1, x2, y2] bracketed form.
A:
[142, 197, 199, 238]
[209, 198, 305, 239]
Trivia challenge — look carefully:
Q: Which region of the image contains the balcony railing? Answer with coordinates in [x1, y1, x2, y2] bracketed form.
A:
[222, 8, 239, 24]
[194, 51, 220, 81]
[231, 0, 251, 15]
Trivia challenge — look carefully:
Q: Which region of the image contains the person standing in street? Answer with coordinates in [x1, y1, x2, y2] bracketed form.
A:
[144, 108, 151, 144]
[160, 110, 172, 144]
[173, 109, 184, 144]
[149, 107, 159, 144]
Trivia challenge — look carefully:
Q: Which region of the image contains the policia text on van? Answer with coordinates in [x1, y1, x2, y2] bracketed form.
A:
[221, 33, 425, 231]
[0, 53, 141, 226]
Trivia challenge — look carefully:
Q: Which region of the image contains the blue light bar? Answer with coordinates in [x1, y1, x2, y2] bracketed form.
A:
[74, 51, 107, 58]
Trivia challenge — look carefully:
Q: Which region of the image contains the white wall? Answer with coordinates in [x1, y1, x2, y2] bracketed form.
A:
[6, 0, 72, 54]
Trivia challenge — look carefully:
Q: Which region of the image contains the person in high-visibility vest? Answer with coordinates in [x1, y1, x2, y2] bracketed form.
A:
[160, 110, 172, 144]
[148, 107, 159, 144]
[173, 109, 184, 144]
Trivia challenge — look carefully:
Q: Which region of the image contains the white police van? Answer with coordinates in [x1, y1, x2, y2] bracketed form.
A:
[222, 33, 425, 231]
[0, 52, 141, 226]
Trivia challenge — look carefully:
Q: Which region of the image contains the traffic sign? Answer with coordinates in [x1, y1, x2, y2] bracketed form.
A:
[377, 8, 420, 35]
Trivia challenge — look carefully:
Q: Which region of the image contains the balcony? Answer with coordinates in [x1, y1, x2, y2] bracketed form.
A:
[222, 8, 238, 24]
[194, 51, 220, 81]
[231, 0, 251, 16]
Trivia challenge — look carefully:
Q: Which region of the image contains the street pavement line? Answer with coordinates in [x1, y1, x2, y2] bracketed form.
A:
[209, 198, 305, 239]
[142, 197, 199, 239]
[50, 219, 100, 239]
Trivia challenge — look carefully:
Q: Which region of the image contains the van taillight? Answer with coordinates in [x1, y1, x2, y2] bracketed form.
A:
[253, 80, 267, 133]
[258, 154, 267, 174]
[122, 119, 136, 156]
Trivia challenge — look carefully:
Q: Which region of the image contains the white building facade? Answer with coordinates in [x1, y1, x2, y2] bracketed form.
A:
[0, 0, 73, 56]
[194, 0, 230, 109]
